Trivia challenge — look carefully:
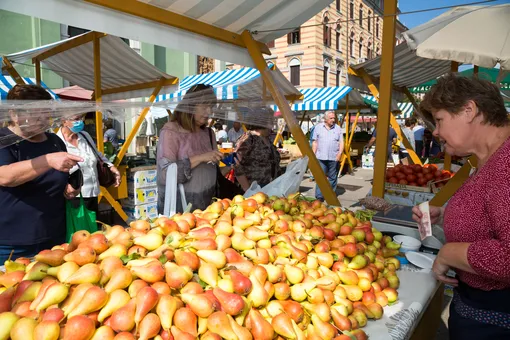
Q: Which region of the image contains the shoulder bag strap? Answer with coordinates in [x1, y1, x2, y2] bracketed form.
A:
[78, 132, 101, 161]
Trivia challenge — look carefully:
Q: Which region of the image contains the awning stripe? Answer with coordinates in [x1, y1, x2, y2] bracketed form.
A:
[0, 76, 59, 100]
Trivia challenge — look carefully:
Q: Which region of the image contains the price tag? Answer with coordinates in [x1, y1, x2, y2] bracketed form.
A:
[418, 201, 432, 241]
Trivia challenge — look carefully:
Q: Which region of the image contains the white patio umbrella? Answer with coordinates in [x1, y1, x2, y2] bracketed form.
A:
[402, 4, 510, 70]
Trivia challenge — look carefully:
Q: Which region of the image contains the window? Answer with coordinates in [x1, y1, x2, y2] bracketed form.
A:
[323, 17, 331, 47]
[267, 40, 275, 48]
[359, 5, 363, 27]
[349, 32, 355, 58]
[367, 42, 372, 59]
[336, 31, 341, 51]
[289, 58, 301, 86]
[336, 68, 342, 87]
[376, 21, 379, 38]
[323, 60, 330, 87]
[287, 28, 300, 45]
[349, 0, 354, 19]
[368, 11, 372, 32]
[359, 38, 364, 59]
[336, 0, 341, 11]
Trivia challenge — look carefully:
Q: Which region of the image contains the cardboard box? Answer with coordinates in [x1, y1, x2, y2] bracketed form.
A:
[123, 201, 158, 221]
[362, 154, 374, 169]
[127, 167, 157, 189]
[125, 186, 158, 206]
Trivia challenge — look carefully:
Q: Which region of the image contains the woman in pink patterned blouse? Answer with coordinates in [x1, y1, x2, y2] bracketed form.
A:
[412, 74, 510, 339]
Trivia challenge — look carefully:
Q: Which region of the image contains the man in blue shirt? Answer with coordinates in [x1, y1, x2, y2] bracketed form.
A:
[311, 111, 344, 201]
[366, 126, 397, 161]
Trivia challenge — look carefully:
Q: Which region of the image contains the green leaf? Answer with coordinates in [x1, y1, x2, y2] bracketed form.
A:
[158, 254, 168, 264]
[332, 253, 339, 261]
[183, 203, 193, 214]
[120, 253, 141, 265]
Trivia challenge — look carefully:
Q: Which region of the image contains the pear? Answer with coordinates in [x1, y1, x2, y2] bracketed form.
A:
[311, 314, 337, 339]
[290, 282, 317, 302]
[61, 283, 94, 316]
[341, 284, 364, 302]
[64, 263, 101, 285]
[198, 262, 219, 287]
[26, 280, 55, 313]
[13, 281, 41, 305]
[63, 315, 96, 340]
[247, 308, 274, 340]
[23, 262, 49, 281]
[135, 287, 159, 332]
[156, 295, 182, 331]
[104, 225, 125, 240]
[35, 249, 66, 267]
[34, 320, 60, 340]
[9, 317, 37, 340]
[134, 231, 163, 251]
[188, 227, 216, 240]
[173, 307, 197, 337]
[218, 278, 234, 293]
[31, 282, 69, 312]
[247, 272, 269, 308]
[260, 264, 284, 284]
[227, 314, 252, 339]
[104, 267, 133, 294]
[97, 289, 130, 323]
[244, 227, 269, 241]
[98, 244, 127, 260]
[174, 250, 200, 271]
[0, 271, 24, 288]
[138, 313, 161, 340]
[67, 230, 91, 252]
[206, 311, 238, 340]
[196, 250, 227, 269]
[4, 255, 26, 273]
[128, 280, 148, 299]
[79, 233, 109, 255]
[10, 280, 33, 306]
[347, 254, 368, 270]
[99, 256, 124, 285]
[67, 286, 108, 318]
[164, 262, 193, 289]
[279, 300, 305, 324]
[63, 246, 97, 266]
[331, 308, 352, 331]
[272, 313, 297, 339]
[212, 287, 245, 316]
[224, 270, 252, 296]
[337, 271, 359, 285]
[284, 265, 304, 285]
[57, 261, 80, 283]
[231, 233, 256, 251]
[41, 308, 65, 323]
[301, 302, 331, 322]
[0, 287, 16, 313]
[130, 261, 165, 283]
[181, 293, 215, 318]
[110, 298, 136, 333]
[170, 326, 195, 340]
[90, 325, 115, 340]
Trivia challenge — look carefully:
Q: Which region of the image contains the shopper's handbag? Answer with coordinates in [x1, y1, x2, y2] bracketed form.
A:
[79, 132, 116, 187]
[65, 194, 98, 243]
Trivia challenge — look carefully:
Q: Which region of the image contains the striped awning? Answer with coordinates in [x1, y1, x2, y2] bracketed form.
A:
[270, 87, 367, 112]
[351, 42, 452, 88]
[361, 94, 413, 118]
[0, 76, 58, 100]
[156, 67, 301, 102]
[5, 34, 178, 101]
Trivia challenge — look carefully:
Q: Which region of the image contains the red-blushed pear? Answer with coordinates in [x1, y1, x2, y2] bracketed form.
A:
[130, 261, 165, 284]
[63, 315, 96, 340]
[164, 262, 193, 290]
[0, 287, 16, 313]
[67, 230, 91, 252]
[68, 286, 108, 318]
[61, 283, 94, 316]
[215, 234, 232, 252]
[34, 320, 60, 340]
[180, 293, 216, 318]
[223, 248, 244, 263]
[134, 287, 159, 332]
[64, 263, 101, 285]
[156, 295, 182, 332]
[224, 269, 252, 296]
[279, 300, 305, 324]
[272, 313, 297, 339]
[204, 290, 222, 312]
[63, 246, 97, 266]
[90, 325, 115, 340]
[173, 307, 197, 338]
[331, 308, 352, 331]
[32, 282, 69, 312]
[113, 331, 135, 340]
[173, 250, 200, 271]
[128, 279, 148, 299]
[196, 250, 227, 269]
[247, 308, 274, 340]
[104, 267, 132, 294]
[0, 271, 24, 289]
[109, 298, 136, 333]
[188, 227, 216, 240]
[35, 249, 67, 267]
[98, 289, 131, 323]
[138, 313, 161, 340]
[206, 311, 238, 340]
[9, 316, 37, 340]
[213, 287, 246, 316]
[79, 233, 109, 255]
[42, 307, 65, 323]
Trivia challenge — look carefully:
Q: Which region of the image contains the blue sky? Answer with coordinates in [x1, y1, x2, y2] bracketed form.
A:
[397, 0, 509, 29]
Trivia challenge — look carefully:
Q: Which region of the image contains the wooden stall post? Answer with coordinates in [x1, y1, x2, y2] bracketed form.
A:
[242, 31, 341, 206]
[371, 0, 398, 198]
[93, 33, 104, 153]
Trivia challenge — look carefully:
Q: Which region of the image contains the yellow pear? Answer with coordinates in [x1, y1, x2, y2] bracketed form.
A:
[98, 289, 131, 323]
[134, 232, 163, 251]
[98, 244, 127, 261]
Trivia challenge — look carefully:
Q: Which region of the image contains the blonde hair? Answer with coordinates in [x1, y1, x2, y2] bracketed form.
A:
[171, 84, 216, 132]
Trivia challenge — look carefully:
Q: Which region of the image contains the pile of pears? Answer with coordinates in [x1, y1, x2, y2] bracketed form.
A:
[0, 192, 401, 340]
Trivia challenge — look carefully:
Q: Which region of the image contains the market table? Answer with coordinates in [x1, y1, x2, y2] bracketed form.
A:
[365, 265, 443, 340]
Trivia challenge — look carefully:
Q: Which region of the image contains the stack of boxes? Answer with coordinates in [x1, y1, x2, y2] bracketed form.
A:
[122, 166, 159, 220]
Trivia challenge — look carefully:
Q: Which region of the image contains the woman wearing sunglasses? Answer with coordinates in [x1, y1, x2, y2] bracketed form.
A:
[157, 84, 224, 213]
[0, 85, 83, 262]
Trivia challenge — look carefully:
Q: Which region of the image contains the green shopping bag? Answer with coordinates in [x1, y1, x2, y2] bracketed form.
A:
[66, 195, 98, 243]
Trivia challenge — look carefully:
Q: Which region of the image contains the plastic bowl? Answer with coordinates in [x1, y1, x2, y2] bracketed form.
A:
[393, 235, 422, 252]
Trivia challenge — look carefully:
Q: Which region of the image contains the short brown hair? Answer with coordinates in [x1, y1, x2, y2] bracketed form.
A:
[420, 73, 508, 127]
[7, 84, 52, 100]
[171, 84, 216, 131]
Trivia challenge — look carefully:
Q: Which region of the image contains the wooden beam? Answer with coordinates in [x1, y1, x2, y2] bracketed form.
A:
[473, 65, 479, 78]
[430, 156, 476, 207]
[114, 78, 165, 167]
[35, 60, 41, 85]
[101, 77, 178, 96]
[2, 57, 25, 85]
[94, 35, 104, 153]
[242, 30, 340, 206]
[34, 31, 106, 63]
[84, 0, 270, 55]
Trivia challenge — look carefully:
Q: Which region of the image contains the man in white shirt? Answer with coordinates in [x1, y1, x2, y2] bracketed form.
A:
[228, 122, 244, 145]
[413, 121, 425, 157]
[214, 122, 228, 144]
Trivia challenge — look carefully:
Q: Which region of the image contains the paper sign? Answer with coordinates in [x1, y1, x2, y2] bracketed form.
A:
[418, 202, 432, 240]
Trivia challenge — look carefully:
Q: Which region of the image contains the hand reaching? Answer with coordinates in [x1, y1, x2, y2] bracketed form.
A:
[46, 152, 83, 172]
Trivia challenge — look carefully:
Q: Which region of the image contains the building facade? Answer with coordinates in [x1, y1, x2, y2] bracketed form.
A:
[227, 0, 406, 89]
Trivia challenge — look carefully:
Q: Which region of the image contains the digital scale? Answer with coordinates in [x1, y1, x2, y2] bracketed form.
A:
[371, 204, 444, 253]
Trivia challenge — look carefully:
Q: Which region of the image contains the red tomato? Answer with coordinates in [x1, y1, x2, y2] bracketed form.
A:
[399, 179, 408, 185]
[409, 182, 418, 187]
[394, 165, 403, 173]
[388, 177, 398, 184]
[417, 177, 427, 185]
[403, 166, 413, 175]
[425, 173, 434, 181]
[416, 172, 424, 178]
[406, 174, 417, 182]
[395, 172, 406, 180]
[413, 164, 422, 173]
[386, 169, 395, 179]
[422, 168, 431, 175]
[434, 170, 442, 178]
[428, 164, 438, 171]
